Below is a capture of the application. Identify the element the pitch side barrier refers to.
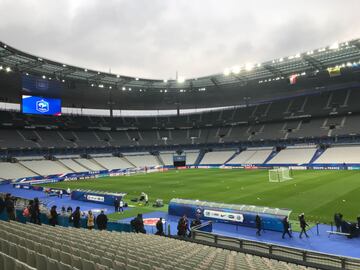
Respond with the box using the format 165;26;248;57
188;222;360;270
169;199;291;232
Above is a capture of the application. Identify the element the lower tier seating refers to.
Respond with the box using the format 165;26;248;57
0;220;315;270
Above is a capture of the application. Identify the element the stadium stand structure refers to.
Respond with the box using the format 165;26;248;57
227;148;273;165
314;145;360;164
122;153;160;167
158;151;176;166
0;220;319;270
267;145;318;165
200;150;236;165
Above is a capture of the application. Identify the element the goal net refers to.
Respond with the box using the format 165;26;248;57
268;167;293;182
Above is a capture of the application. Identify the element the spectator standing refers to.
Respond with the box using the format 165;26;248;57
155;217;164;236
282;216;292;239
334;213;343;232
87;211;95;230
96;210;108;230
59;190;63;199
255;215;262;236
114;198;120;212
49;206;58;226
299;213;309;238
177;215;188;237
5;194;15;221
0;196;5;214
70;207;81;228
119;199;124;213
30;198;41;224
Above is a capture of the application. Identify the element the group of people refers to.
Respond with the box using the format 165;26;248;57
255;213;309;239
177;215;201;238
130;213;146;233
0;193;110;230
114;198;124;213
0;193;16;221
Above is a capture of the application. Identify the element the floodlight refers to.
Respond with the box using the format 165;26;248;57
5;67;11;72
232;66;241;74
122;87;126;91
116;74;120;78
0;66;3;70
163;79;168;83
330;42;339;50
135;78;139;81
62;64;66;67
84;69;88;72
42;75;46;79
245;63;254;71
98;84;104;88
223;68;231;76
61;79;65;82
109;86;112;89
177;76;185;83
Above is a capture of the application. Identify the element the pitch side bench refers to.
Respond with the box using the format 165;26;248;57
326;231;351;238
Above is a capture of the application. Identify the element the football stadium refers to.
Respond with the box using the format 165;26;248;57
1;1;360;270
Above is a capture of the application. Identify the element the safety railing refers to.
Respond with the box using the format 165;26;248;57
190;221;360;270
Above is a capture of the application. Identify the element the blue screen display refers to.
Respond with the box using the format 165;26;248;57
22;95;62;116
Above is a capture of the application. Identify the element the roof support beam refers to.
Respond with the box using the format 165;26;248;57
263;64;285;77
302;55;324;70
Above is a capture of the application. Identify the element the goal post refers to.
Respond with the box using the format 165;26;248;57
269;167;293;182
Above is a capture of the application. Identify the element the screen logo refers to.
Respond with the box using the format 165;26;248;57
36;99;49;113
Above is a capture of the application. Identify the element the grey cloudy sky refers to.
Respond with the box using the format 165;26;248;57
1;0;359;79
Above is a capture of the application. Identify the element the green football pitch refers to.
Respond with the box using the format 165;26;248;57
41;169;360;224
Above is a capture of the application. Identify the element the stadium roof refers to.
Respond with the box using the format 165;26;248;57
1;39;360;91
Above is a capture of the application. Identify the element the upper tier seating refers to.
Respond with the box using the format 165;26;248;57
0;220;316;270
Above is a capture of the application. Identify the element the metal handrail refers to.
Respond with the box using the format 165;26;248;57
190;226;360;270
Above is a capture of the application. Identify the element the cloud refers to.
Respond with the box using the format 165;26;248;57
0;0;359;79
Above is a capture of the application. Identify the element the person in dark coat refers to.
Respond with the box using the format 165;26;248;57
282;216;292;239
30;198;41;224
49;205;58;226
96;210;108;230
334;213;342;232
133;214;146;234
255;215;262;236
70;207;81;228
0;196;5;214
299;213;309;238
5;194;15;221
114;198;120;212
189;218;201;238
177;215;188;237
155;217;164;236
